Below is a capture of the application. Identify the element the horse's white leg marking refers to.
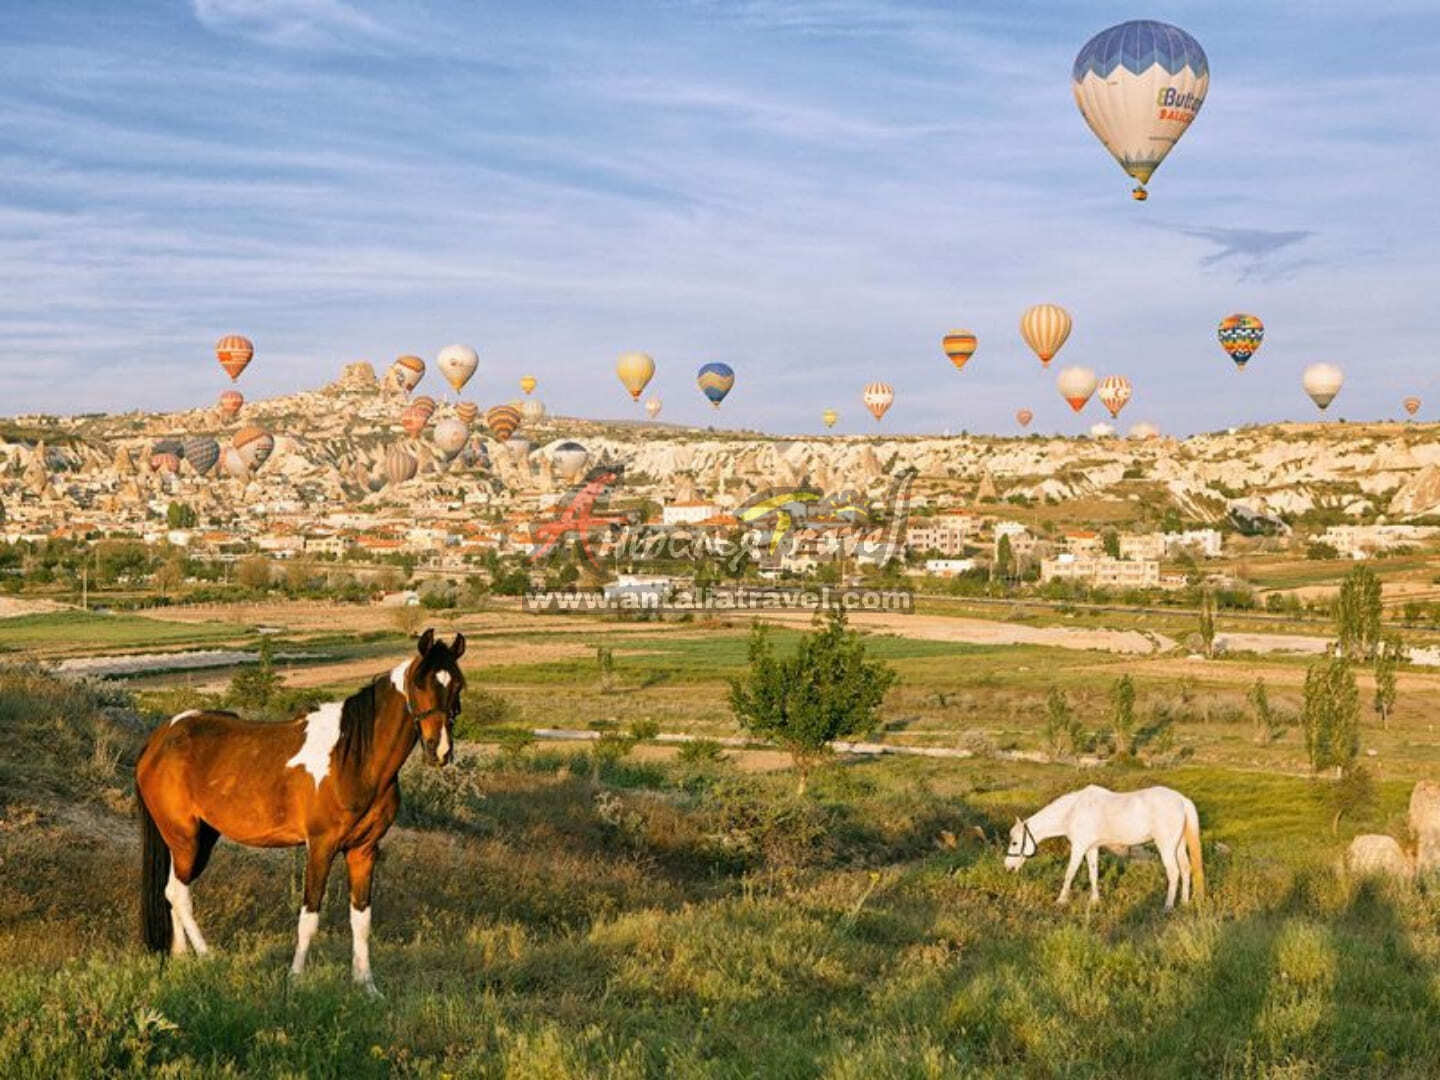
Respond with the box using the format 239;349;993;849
165;867;209;955
1158;841;1181;910
285;702;345;787
169;897;188;956
437;725;451;760
350;905;378;994
1085;846;1100;904
291;908;320;974
1058;845;1086;905
1176;833;1193;904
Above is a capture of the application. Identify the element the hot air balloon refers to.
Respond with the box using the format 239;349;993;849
1089;422;1115;438
697;362;735;407
219;446;251;482
432;418;469;461
508;435;532;466
182;436;219;476
616;352;655;401
485;404;522;442
411;395;437;419
232;426;275;470
942;331;978;372
1020;305;1072;367
151;438;184;458
521;399;545;425
216;335;253;381
385;445;417;486
1303;364;1343;410
150;451;182;475
1129;422;1160;440
1057;366;1097;412
400;404;430;439
456;401;479;425
1016;408;1033;428
393;355;425;393
217;389;244;420
520;375;537;395
1218;314;1264;369
822;408;839;429
1404;396;1421;417
1072;20;1208;200
437;344;478;393
863;382;894;422
644;396;662;419
1096;375;1132;419
551;441;589;483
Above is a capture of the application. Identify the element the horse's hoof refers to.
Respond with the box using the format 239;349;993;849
356;978;383;999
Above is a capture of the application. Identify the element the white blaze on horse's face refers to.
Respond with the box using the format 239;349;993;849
435;670;451;688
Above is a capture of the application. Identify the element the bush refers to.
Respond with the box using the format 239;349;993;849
454;687;516;738
677;738;726;765
1302;656;1359;776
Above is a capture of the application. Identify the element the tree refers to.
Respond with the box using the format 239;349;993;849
153;554;185;598
729;607;897;793
1248;677;1284;746
166;502;197;530
1372;633;1405;729
1197;589;1216;658
1045;686;1084;757
994;533;1014;581
1110;674;1136;757
1101;529;1120;559
1301;655;1360;777
236;554;272;591
228;636;282;711
1335;564;1382;660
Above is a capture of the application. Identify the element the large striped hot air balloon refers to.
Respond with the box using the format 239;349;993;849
182;436;219;476
822;408;838;429
1096;375;1132;419
616;352;655;401
437;344;478;393
644;396;662;419
1057;366;1097;412
232;425;274;470
1303;364;1343;410
1016;408;1033;428
697;363;735;407
1072;20;1208;200
400;404;430;439
455;401;479;425
485;404;522;442
1218;314;1264;369
385;445;417;486
217;389;244;421
1020;305;1072;367
520;375;537;395
862;382;894;422
216;335;253;381
1404;396;1421;417
942;330;977;371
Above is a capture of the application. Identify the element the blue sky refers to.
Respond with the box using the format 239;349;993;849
1;1;1436;435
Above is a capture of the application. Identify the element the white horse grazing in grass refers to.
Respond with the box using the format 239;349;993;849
1004;785;1204;909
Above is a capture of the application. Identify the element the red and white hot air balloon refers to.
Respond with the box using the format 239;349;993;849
862;382;894;421
1096;375;1132;419
1056;366;1097;412
217;389;244;420
216;335;253;381
1015;408;1033;428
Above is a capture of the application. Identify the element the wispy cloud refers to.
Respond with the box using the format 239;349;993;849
191;0;398;50
1154;225;1316;281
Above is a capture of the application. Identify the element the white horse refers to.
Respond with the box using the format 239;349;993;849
1004;785;1205;908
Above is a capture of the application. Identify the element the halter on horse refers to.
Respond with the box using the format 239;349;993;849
136;629;466;994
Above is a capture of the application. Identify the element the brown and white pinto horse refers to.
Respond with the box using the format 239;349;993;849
136;629;466;993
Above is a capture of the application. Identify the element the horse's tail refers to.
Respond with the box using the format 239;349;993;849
1183;800;1205;901
139;793;173;953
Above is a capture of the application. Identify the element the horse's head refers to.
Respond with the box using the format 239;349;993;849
396;629;467;766
1004;817;1036;871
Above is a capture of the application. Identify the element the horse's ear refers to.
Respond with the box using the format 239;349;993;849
417;628;435;656
452;633;466;659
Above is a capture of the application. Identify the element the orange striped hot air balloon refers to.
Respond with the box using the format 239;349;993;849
385;445;417;486
1096;375;1132;419
400;404;430;439
1016;408;1033;428
942;330;978;371
217;389;244;420
485;404;522;442
216;335;254;381
1020;304;1072;367
393;354;425;393
411;395;437;419
862;382;894;422
456;401;479;425
1404;396;1421;417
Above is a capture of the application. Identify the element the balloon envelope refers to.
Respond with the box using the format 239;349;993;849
232;425;274;470
520;375;537;395
644;396;662;419
437;344;478;393
400;405;430;439
1072;20;1208;196
1096;375;1132;419
486;404;522;442
862;382;894;421
182;436;219;476
393;355;425;393
697;362;735;407
385;445;417;486
217;390;244;420
432;417;469;460
219;445;251;482
1020;305;1071;366
942;331;977;371
521;399;545;425
1056;366;1097;412
216;335;253;381
1218;314;1264;368
1303;364;1343;410
822;408;838;429
616;352;655;400
1016;409;1033;428
551;441;588;483
1404;396;1421;417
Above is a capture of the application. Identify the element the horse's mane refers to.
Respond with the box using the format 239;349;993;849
335;676;383;768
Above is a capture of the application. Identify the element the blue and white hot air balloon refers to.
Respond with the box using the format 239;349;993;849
696;362;735;408
1072;20;1209;200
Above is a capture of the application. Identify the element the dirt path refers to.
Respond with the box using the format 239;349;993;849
756;610;1174;655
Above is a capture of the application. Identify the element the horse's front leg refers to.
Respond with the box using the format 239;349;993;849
1057;844;1086;905
291;838;338;976
345;845;381;996
1085;846;1100;905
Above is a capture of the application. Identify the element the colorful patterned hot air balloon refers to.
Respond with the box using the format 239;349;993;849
1096;375;1132;419
456;401;479;425
1072;20;1208;200
437;344;478;393
644;396;662;419
216;335;253;381
217;389;244;420
551;441;589;483
1020;305;1072;367
232;426;275;470
1303;364;1343;410
1016;408;1033;428
521;399;545;425
616;352;655;401
942;330;978;372
697;362;735;407
385;445;417;486
1057;366;1097;412
485;404;522;442
1404;396;1421;417
182;436;219;476
863;382;894;422
432;418;469;461
520;375;537;395
822;408;839;429
1218;314;1265;369
400;404;430;439
393;355;425;393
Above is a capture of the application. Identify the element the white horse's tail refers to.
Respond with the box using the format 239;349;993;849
1183;800;1205;901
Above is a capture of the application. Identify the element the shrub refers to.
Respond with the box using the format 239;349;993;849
677;738;726;766
454;687;516;738
1302;656;1359;776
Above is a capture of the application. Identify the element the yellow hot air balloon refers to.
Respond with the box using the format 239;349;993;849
862;382;893;422
520;375;537;395
1096;375;1132;419
216;335;254;381
822;408;838;429
942;330;977;371
616;351;655;401
1020;305;1072;367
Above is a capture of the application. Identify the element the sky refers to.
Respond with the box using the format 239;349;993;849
0;0;1436;436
